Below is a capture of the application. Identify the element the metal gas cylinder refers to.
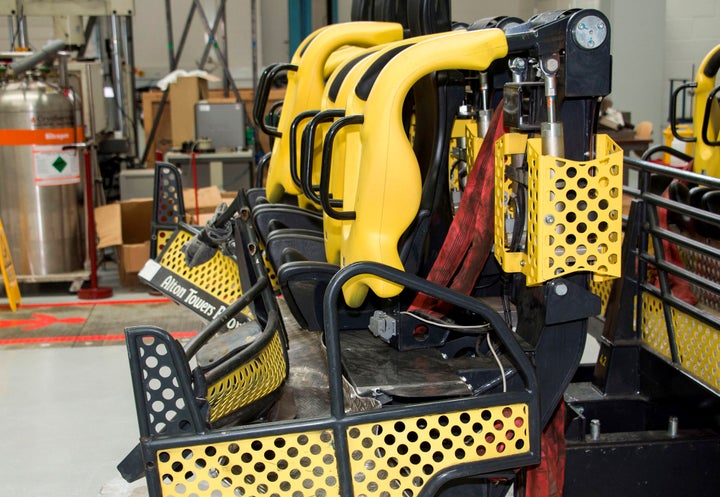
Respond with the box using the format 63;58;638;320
0;71;84;277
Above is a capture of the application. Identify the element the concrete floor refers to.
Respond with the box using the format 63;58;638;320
0;345;147;497
0;266;155;497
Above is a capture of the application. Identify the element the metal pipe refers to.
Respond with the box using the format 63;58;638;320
122;16;138;159
590;419;601;440
668;416;679;437
109;14;125;135
16;10;28;48
164;0;175;70
540;56;564;157
477;72;491;138
221;0;229;97
7;16;14;51
251;0;258;91
9;39;65;74
57;51;69;89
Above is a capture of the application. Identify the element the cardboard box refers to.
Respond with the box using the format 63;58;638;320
170;76;210;148
141;91;173;168
183;185;223;211
95;199;154;286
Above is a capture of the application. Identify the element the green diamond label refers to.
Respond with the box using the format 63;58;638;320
52;156;68;172
32;145;80;186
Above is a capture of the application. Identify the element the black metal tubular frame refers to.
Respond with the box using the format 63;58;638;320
620;155;720;391
183;275;268;359
701;83;720;146
254;151;271;188
669;82;698;143
322;262;539;417
301;109;347;204
320;114;364;220
254;62;297;137
288;109;320;189
126;208;289;425
640;144;694;163
133;260;541;497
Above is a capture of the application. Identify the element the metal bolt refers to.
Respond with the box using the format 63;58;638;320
554;282;568;296
590;419;601;440
545;215;555;224
668;416;678;438
545;58;559;73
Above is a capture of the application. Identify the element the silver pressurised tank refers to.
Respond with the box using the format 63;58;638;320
0;72;84;277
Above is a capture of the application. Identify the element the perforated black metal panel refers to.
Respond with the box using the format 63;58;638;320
152;163;187;258
126;326;207;438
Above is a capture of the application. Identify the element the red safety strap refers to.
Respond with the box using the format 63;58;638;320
526;402;566;497
409;103;569;497
409;102;505;315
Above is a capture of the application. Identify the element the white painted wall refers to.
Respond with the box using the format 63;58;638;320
600;0;666;143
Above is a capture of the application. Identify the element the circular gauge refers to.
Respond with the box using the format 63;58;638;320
573;15;607;49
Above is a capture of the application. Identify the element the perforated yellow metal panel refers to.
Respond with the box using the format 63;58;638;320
590;279;613;316
207;332;287;424
641;294;720;390
495;134;623;286
641;294;671;360
464;121;483;169
159;230;242;305
155;403;530;497
346;404;530;496
262;251;280;293
157;429;339;497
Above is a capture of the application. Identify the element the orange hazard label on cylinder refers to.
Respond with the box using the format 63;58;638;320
0;127;83;146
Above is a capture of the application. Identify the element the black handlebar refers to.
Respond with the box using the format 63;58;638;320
253;63;297;138
701;84;720;147
669;82;697;143
320;115;364;220
288;110;320;189
301;109;347;205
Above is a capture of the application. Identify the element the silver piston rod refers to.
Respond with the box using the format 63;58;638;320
540;55;564;158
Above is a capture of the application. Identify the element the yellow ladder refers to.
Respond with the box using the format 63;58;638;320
0;217;21;311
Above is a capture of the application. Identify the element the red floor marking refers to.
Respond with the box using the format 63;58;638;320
0;330;198;346
0;297;172;310
0;313;86;331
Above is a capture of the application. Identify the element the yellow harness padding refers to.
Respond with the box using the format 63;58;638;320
265;22;405;204
320;48;380;264
296;47;379;218
324;45;367;79
325;32;461;265
340;29;509;308
692;43;720;176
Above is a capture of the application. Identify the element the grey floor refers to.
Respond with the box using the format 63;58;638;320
0;267;152;497
0;345;147;497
